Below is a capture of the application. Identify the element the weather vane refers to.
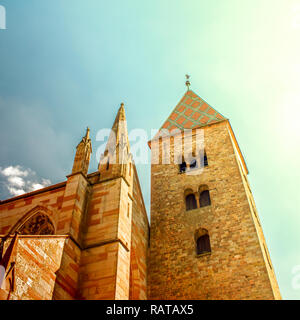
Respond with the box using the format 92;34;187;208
185;74;191;90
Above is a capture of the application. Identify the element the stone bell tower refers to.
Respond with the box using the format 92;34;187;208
148;82;281;300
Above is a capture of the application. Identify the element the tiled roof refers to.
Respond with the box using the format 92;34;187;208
157;90;227;134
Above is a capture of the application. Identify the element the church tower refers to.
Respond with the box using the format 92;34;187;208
148;82;281;299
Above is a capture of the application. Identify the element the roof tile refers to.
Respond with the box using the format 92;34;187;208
152;90;226;141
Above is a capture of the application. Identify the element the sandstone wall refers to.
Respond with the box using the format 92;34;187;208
129;166;149;300
0;236;65;300
148;121;280;300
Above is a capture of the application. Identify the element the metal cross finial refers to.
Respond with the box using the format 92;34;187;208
185;74;191;90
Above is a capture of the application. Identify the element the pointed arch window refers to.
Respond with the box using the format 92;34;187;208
186;194;197;211
199;190;211;207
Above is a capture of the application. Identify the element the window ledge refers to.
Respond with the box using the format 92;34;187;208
199;205;211;209
186;208;198;213
178;165;209;175
196;252;211;258
186;205;211;213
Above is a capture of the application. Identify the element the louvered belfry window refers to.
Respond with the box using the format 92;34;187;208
197;234;211;255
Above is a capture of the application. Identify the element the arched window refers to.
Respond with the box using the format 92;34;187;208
106;158;110;170
18;213;55;235
186;194;197;211
199;190;211;207
196;234;211;255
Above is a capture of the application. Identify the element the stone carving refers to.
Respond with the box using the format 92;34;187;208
18;213;55;235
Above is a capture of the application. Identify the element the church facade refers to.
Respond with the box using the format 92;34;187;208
0;87;281;300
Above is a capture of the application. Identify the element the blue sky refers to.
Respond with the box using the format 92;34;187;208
0;0;300;299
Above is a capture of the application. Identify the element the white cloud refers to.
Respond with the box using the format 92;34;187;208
7;176;25;188
7;187;26;197
41;178;51;185
30;183;44;191
0;165;29;177
0;165;51;197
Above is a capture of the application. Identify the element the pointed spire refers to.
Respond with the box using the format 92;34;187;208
99;103;131;173
151;89;227;142
111;103;126;132
72;127;92;176
107;102;129;150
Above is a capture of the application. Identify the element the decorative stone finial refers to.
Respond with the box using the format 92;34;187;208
85;127;90;140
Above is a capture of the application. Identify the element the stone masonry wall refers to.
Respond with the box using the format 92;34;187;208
77;171;134;300
229;127;281;299
1;236;65;300
129;166;149;300
148;120;281;300
0;184;66;235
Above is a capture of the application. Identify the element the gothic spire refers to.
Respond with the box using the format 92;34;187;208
99;103;132;175
104;103;130;160
72;127;92;176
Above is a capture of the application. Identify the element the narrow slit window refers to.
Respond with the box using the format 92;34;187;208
204;153;208;166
